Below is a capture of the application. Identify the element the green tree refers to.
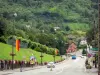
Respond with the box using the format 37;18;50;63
0;17;7;37
82;49;87;55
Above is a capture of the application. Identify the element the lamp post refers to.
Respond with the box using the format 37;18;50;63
93;19;97;68
40;52;43;65
40;30;44;65
93;14;98;68
10;13;17;70
53;38;57;63
61;55;62;61
53;54;55;63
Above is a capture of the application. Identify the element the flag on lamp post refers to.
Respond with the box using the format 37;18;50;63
55;50;58;55
16;40;20;51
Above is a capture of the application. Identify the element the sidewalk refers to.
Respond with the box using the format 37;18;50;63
85;66;98;75
90;67;98;73
0;66;43;75
0;60;67;75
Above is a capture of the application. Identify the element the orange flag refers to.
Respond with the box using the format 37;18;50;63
16;40;20;51
55;50;58;55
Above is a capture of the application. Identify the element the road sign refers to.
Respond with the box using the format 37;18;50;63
30;56;35;60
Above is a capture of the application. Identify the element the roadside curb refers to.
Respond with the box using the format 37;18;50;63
0;60;68;75
0;66;43;75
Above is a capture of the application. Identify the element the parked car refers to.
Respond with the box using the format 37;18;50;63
72;55;76;59
47;62;55;68
78;55;84;58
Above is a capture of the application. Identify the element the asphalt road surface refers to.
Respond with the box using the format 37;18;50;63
8;57;97;75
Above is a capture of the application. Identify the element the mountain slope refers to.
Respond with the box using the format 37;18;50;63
0;0;97;54
0;43;61;62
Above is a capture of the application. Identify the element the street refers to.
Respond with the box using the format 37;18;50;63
8;55;97;75
0;0;99;74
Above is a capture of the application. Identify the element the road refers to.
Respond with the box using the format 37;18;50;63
8;55;97;75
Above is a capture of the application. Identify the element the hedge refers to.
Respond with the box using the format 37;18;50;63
7;36;59;55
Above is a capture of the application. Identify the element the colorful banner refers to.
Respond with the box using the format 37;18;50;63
55;50;58;55
16;40;20;51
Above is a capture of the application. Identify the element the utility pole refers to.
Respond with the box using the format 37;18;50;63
53;55;55;63
40;30;44;65
98;0;100;74
10;13;17;70
93;19;97;68
40;52;43;65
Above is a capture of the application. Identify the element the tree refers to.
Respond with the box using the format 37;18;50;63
65;26;70;31
0;17;7;37
15;29;26;38
0;0;97;51
82;49;87;55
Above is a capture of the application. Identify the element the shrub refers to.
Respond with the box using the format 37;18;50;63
15;29;26;38
28;40;32;48
0;36;6;43
30;42;37;50
22;39;29;43
82;49;87;55
47;48;55;55
44;62;48;65
78;45;87;49
7;36;59;55
8;35;16;40
40;45;47;53
34;47;41;52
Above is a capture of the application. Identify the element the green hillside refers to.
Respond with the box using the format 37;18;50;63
0;43;61;63
0;0;97;55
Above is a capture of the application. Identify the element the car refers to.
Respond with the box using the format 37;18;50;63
47;62;55;68
72;55;76;59
79;55;84;58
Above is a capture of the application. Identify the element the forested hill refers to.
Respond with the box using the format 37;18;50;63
0;0;97;54
0;0;95;31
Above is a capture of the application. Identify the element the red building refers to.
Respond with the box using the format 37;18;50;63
66;42;77;53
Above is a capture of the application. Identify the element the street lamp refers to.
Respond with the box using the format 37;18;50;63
40;51;43;65
14;13;17;17
40;30;44;65
54;38;57;48
10;13;17;70
53;55;55;63
53;38;57;63
61;55;62;61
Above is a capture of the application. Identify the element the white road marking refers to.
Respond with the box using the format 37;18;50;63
55;65;71;75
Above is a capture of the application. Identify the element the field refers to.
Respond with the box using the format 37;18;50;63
0;43;61;63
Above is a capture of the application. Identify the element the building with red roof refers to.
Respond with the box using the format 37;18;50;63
66;42;77;53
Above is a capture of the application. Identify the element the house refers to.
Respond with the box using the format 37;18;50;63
80;39;87;45
66;42;77;53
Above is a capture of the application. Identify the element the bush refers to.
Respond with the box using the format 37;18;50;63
82;49;87;55
44;62;48;65
8;36;59;55
8;35;16;40
22;39;28;43
30;42;37;50
28;40;32;48
15;29;26;38
34;47;41;52
0;36;6;43
78;45;87;49
40;45;47;53
47;48;55;55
